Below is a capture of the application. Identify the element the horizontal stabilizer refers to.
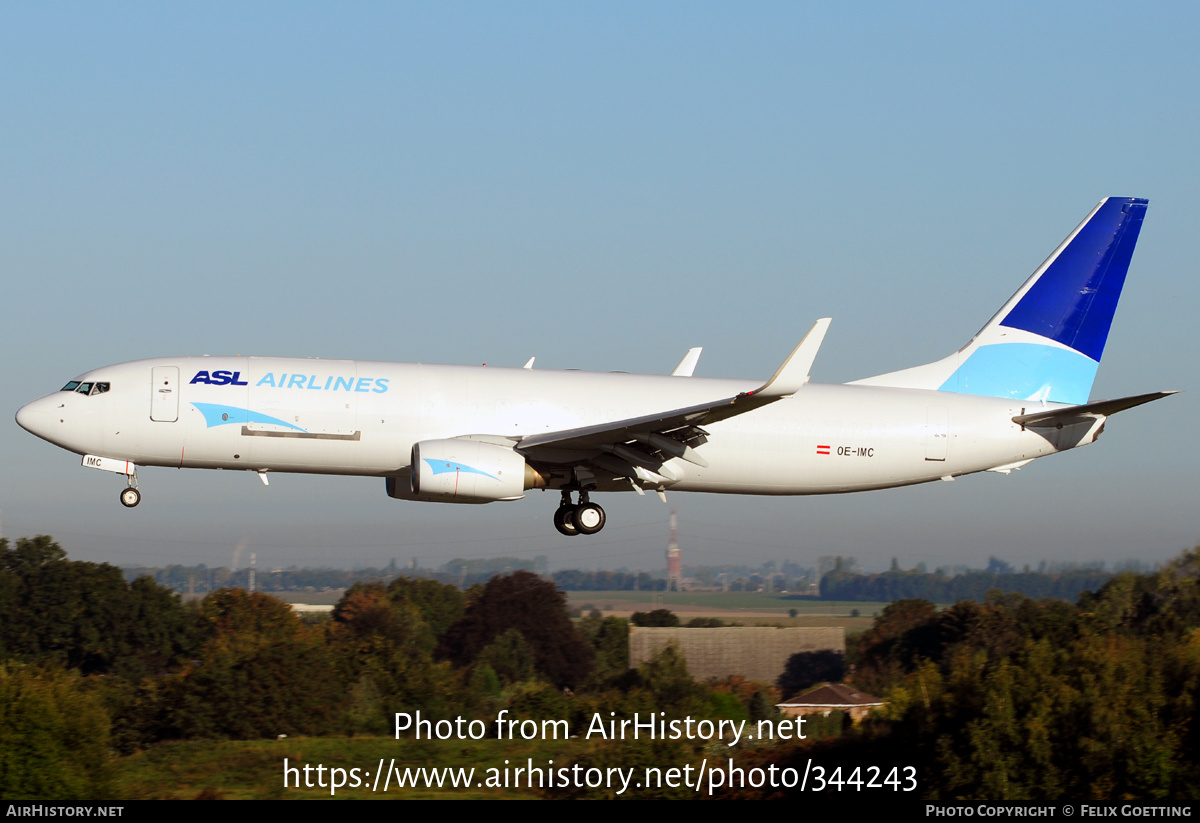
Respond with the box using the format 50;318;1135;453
1013;391;1178;428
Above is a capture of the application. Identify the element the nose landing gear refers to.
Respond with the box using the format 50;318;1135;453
553;490;606;536
119;469;141;508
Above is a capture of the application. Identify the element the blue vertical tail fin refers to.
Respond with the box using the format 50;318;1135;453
852;197;1148;405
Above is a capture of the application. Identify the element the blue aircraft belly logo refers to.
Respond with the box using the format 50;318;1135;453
192;403;307;432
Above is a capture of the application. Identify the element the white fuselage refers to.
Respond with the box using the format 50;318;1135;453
17;355;1073;497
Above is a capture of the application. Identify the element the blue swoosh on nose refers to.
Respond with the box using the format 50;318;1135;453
192;403;308;432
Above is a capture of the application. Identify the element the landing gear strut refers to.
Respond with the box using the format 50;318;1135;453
553;490;606;536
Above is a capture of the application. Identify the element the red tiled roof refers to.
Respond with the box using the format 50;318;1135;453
778;682;883;707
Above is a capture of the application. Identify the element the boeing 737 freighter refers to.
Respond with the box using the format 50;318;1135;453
16;197;1175;536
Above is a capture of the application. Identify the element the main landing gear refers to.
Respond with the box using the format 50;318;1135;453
553;490;606;536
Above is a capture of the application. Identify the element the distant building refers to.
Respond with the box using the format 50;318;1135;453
776;682;885;723
629;627;844;683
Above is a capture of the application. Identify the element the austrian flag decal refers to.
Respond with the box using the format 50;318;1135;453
816;444;830;455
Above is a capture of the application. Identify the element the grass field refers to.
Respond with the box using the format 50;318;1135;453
565;591;886;634
115;736;581;800
267;589;887;632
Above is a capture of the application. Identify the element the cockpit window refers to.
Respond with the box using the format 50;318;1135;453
60;380;111;395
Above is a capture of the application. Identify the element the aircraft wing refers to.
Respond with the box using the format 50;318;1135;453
516;319;830;478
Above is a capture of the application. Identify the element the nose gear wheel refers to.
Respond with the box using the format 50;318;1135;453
119;468;141;508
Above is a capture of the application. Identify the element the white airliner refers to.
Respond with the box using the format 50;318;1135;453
16;197;1175;536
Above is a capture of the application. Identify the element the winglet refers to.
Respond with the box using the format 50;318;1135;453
749;318;831;399
671;347;703;377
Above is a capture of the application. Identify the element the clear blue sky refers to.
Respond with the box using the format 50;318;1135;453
2;2;1197;573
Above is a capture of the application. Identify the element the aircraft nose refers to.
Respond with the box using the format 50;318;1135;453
15;396;53;439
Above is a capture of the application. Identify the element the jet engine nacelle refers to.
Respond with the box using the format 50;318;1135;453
407;439;536;503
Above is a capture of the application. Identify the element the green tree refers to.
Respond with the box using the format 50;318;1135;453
579;614;629;685
634;642;706;716
629;608;679;627
0;536;193;678
333;583;435;654
439;571;593;688
476;628;536;685
0;664;113;799
329;583;458;730
0;535;65;572
854;599;939;693
157;590;343;739
386;576;465;640
777;650;845;697
747;688;777;723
